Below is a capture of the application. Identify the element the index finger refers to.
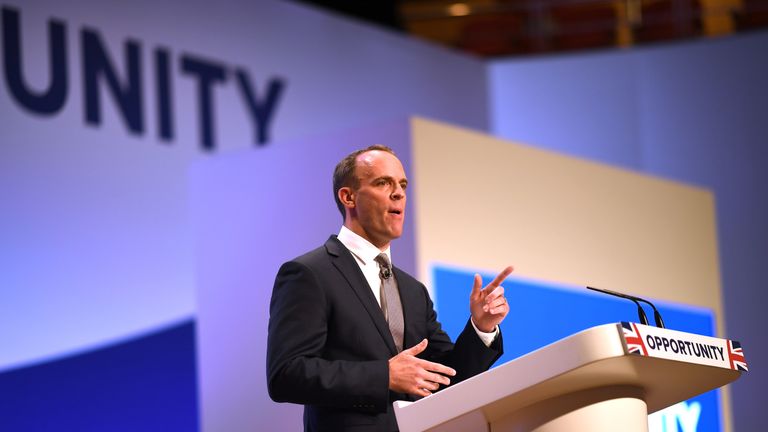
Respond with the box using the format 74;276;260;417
487;266;514;289
416;358;456;376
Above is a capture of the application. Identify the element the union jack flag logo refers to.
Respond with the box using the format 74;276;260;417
728;340;748;371
621;322;648;356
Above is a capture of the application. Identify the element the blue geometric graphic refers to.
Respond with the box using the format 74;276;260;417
433;265;720;432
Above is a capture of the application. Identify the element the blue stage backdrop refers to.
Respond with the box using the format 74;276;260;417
434;265;719;432
0;321;198;432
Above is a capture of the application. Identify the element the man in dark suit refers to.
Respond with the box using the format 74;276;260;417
267;145;513;431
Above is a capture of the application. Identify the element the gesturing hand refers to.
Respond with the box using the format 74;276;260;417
470;266;514;333
388;339;456;397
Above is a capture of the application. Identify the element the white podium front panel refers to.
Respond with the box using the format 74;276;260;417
394;323;745;432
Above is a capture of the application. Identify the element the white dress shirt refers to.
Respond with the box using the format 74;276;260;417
337;226;498;347
337;225;390;307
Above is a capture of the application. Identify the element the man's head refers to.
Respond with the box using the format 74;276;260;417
333;145;408;249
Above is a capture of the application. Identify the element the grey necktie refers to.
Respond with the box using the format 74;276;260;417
375;253;404;352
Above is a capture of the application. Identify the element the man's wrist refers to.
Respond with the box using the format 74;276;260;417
470;318;499;347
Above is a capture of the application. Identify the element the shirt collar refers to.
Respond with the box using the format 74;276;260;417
338;225;391;266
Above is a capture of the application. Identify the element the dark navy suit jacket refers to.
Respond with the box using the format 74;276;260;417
267;236;503;431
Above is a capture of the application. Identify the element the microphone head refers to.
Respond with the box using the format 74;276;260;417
381;268;391;279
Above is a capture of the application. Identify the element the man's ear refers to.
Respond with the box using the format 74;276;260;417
338;187;355;208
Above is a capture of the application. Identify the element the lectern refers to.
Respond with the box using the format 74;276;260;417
393;323;747;432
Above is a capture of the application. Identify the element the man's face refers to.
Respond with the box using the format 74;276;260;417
346;150;408;249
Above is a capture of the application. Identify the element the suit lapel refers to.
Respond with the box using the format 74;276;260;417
325;236;398;356
393;267;418;350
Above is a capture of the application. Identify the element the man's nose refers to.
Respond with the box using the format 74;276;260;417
391;184;405;199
